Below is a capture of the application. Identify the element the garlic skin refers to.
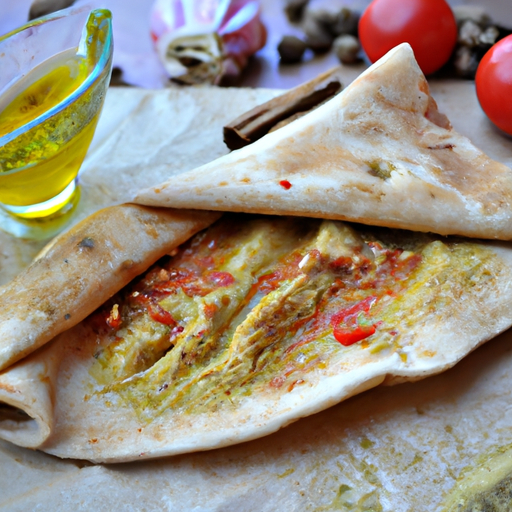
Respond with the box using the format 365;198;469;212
150;0;267;85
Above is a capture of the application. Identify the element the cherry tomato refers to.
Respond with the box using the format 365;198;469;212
359;0;457;75
476;35;512;136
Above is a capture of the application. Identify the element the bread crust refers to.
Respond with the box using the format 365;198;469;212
135;44;512;240
0;205;220;371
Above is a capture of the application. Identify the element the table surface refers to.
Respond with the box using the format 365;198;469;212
241;0;512;89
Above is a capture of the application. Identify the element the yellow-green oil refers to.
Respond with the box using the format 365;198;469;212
0;51;97;215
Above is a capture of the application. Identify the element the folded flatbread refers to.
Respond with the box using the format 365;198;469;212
135;43;512;240
2;213;512;462
0;205;220;371
1;44;512;464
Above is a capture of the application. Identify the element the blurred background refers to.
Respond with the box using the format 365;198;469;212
249;0;512;88
1;0;512;90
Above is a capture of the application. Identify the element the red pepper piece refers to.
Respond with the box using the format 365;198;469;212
279;180;292;189
204;303;218;319
331;296;378;346
333;324;376;346
147;303;176;326
207;271;235;287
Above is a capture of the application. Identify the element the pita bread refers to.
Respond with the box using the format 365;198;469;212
2;214;512;462
135;44;512;240
0;205;220;372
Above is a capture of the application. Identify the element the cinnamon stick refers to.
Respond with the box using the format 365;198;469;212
223;67;344;150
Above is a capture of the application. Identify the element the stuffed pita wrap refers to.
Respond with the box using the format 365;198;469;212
135;44;512;241
2;212;512;462
1;44;512;463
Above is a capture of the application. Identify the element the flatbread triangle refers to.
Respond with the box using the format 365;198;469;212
135;43;512;240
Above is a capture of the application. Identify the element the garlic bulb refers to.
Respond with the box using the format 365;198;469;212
150;0;267;84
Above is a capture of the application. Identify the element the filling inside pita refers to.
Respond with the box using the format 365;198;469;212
87;215;504;418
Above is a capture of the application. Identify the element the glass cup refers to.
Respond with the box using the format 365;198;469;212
0;7;113;239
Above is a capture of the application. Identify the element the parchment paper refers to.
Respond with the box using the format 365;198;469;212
1;78;512;511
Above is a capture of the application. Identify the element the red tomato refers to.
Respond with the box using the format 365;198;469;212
359;0;457;75
476;35;512;136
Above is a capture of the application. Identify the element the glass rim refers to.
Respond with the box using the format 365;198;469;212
0;7;113;147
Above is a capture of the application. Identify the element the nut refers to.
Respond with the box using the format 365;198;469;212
278;36;308;64
479;26;499;46
453;46;479;79
332;34;361;64
331;8;360;37
458;19;482;47
304;0;359;36
283;0;310;23
302;13;333;52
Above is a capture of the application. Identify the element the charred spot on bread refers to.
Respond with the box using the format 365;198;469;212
120;259;136;271
78;237;95;250
428;144;455;150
